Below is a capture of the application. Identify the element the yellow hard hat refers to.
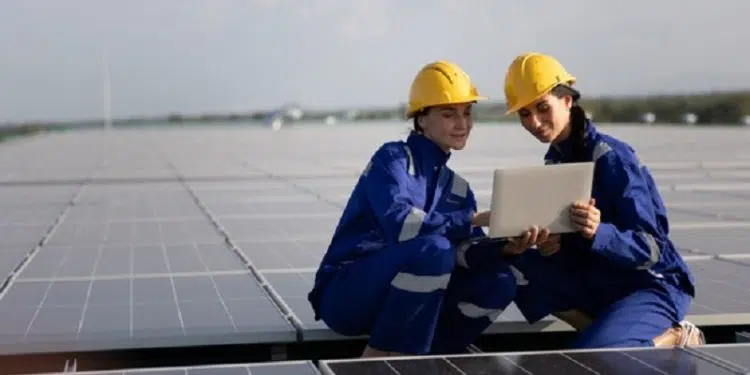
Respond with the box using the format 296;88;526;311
406;60;487;118
503;52;576;115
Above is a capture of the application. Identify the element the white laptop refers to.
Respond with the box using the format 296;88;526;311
487;162;595;238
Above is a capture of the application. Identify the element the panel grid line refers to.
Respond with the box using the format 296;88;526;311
0;180;87;300
237;159;346;210
15;269;255;283
19;203;89;340
175;170;305;340
160;242;186;335
193;243;238;333
441;358;469;375
560;353;604;375
75;244;105;339
22;270;57;339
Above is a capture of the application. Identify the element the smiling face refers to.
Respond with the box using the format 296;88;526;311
418;102;474;151
518;93;574;144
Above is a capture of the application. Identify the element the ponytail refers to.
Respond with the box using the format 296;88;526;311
569;105;588;162
551;85;588;162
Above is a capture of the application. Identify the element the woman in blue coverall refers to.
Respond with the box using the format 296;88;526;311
501;52;705;348
307;60;543;357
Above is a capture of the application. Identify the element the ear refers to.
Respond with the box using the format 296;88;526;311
417;112;428;129
563;95;574;109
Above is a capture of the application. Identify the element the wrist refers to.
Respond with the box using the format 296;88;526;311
470;212;479;227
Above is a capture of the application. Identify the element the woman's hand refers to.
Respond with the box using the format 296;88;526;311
472;210;491;227
538;234;561;256
503;225;549;255
570;198;600;240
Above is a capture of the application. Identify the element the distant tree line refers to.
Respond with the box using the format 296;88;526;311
577;91;750;125
2;91;750;141
357;91;750;125
368;91;750;125
0;124;52;142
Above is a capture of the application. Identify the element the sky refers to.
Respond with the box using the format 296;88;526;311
0;0;748;122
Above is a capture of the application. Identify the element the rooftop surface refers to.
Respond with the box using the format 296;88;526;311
0;122;749;374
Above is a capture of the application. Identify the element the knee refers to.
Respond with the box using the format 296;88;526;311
390;235;455;294
480;267;518;306
452;267;517;323
454;273;516;323
402;234;455;274
492;268;519;304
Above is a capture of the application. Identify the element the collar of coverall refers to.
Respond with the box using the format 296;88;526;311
406;131;451;173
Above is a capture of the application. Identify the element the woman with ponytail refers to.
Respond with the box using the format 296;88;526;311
501;52;704;348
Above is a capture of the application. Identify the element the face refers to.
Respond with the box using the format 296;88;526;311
518;94;573;144
419;102;474;151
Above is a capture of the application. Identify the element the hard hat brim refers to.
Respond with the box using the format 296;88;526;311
405;95;488;118
503;80;576;116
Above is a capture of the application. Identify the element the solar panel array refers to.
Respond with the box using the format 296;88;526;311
319;343;750;375
1;123;750;357
32;343;750;374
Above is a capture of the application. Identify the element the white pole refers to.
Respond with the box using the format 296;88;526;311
102;48;112;131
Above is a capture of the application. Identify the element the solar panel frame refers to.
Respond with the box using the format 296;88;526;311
319;345;750;375
685;343;750;373
37;360;322;375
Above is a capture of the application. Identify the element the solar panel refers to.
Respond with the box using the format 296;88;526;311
257;268;567;342
217;216;337;243
0;186;78;205
658;190;731;204
261;270;335;341
320;346;749;375
44;218;227;247
1;124;750;365
238;240;328;270
0;237;297;354
685;258;750;323
673;227;750;256
677;201;750;222
689;343;750;372
40;360;321;375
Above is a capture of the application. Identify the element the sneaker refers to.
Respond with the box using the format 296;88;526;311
677;320;705;347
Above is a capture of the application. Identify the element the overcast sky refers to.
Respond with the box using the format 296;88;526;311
0;0;748;122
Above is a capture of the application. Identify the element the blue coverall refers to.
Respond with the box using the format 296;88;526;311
510;120;697;348
308;132;518;355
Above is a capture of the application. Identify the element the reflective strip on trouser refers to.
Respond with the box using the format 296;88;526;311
429;265;517;355
368;269;452;354
366;235;456;354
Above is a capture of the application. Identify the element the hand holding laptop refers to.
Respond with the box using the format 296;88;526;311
471;210;491;227
487;162;595;239
570;198;600;240
503;225;549;255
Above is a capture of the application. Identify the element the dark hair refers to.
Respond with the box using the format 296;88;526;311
412;109;427;133
550;85;587;162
